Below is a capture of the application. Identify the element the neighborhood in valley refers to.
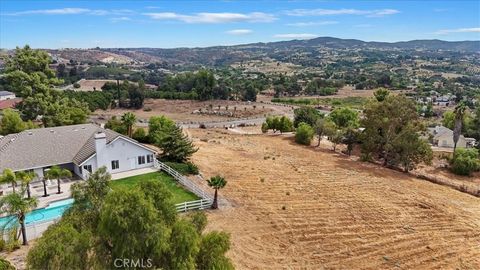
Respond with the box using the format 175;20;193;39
0;0;479;269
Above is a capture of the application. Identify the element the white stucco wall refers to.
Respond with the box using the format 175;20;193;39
80;137;154;178
437;134;467;148
33;168;44;179
0;94;15;101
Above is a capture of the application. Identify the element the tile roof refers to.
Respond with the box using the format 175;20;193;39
0;98;22;110
0;124;123;172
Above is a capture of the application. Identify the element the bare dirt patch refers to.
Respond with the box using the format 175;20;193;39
75;79;116;91
93;99;292;122
190;129;480;269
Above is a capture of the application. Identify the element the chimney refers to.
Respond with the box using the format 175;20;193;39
94;132;107;169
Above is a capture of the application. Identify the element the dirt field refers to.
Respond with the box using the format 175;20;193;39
190;129;480;269
75;79;116;91
93;99;292;122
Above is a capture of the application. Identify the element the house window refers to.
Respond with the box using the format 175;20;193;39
83;165;92;173
111;160;119;170
147;154;154;163
138;155;146;165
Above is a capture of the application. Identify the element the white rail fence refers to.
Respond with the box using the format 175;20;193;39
154;160;213;212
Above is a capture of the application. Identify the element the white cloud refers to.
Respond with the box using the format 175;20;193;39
8;8;91;15
286;21;338;27
110;17;132;23
354;24;373;28
285;8;399;17
7;8;133;16
226;29;253;35
434;27;480;35
273;33;318;39
143;12;276;23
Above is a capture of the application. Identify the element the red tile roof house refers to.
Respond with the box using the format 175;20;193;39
0;124;156;185
0;98;22;110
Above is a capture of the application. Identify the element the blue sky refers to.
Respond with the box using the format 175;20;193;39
1;1;479;49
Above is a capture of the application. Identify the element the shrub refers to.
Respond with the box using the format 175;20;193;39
0;239;5;252
132;128;148;143
293;107;322;127
0;257;15;270
263;116;293;133
450;148;480;176
261;122;268;133
295;122;314;145
73;82;80;88
164;161;199;175
5;228;20;252
188;211;207;233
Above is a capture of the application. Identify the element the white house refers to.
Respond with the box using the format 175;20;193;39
0;124;156;180
0;91;15;101
428;125;476;148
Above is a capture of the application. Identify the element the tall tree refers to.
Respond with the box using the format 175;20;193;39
4;46;90;125
453;102;466;155
121;112;136;137
154;125;198;162
196;232;234;270
0;109;34;135
342;127;358;156
27;169;232;270
293;107;323;127
1;169;17;193
361;95;426;167
26;220;91;270
97;188;169;267
206;175;227;209
4;45;61;97
168;219;200;270
329;107;359;129
15;171;36;199
314;118;336;147
391;124;433;172
0;191;38;245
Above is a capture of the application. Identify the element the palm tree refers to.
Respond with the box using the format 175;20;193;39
206;175;227;209
121;112;136;137
45;166;72;194
15;171;36;199
40;174;49;197
1;169;17;193
0;190;38;245
453;102;466;155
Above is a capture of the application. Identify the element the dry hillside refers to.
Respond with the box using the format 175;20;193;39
190;129;480;269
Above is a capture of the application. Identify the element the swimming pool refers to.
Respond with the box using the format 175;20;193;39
0;198;74;228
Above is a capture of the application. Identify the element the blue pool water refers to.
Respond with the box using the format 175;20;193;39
0;198;74;228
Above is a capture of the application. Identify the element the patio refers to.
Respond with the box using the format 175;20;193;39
1;177;81;208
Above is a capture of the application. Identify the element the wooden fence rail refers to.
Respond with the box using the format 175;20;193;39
154;159;213;211
175;199;212;212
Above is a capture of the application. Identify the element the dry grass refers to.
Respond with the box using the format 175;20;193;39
93;99;292;122
190;129;480;269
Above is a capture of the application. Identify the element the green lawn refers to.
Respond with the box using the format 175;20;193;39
110;172;199;204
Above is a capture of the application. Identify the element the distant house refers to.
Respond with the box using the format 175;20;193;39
0;91;15;101
0;98;21;110
428;126;476;148
0;124;156;180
